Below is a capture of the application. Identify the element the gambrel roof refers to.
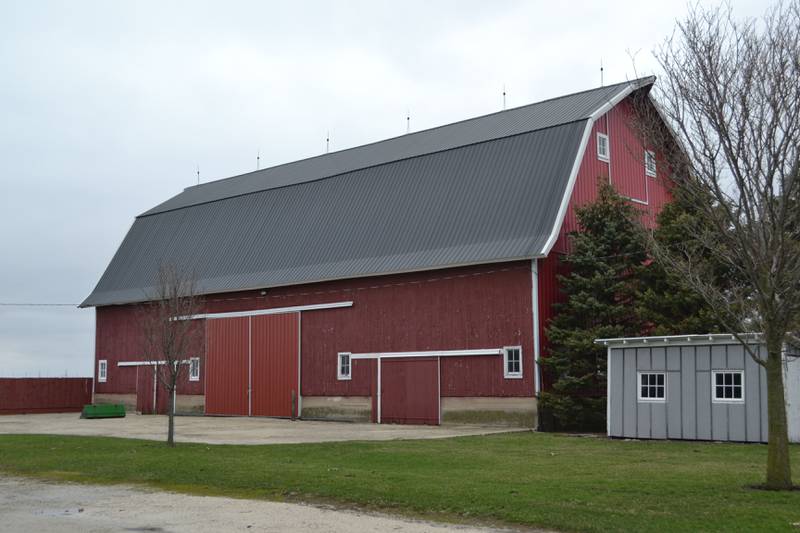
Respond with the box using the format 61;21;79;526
82;76;655;307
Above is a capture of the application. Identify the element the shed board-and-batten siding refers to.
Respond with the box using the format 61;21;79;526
608;343;771;443
787;354;800;443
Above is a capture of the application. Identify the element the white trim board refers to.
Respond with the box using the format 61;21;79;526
118;360;191;367
595;333;761;348
178;301;353;320
350;348;502;360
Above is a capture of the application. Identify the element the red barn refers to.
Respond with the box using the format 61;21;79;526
82;76;670;426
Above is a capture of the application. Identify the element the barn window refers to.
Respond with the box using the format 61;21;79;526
597;133;610;162
645;150;657;177
189;357;200;381
504;346;523;379
712;371;744;402
98;359;107;383
638;372;665;401
337;352;352;380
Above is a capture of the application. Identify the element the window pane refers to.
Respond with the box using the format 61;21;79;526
656;374;664;386
725;373;732;385
716;373;724;385
733;373;742;386
716;386;724;398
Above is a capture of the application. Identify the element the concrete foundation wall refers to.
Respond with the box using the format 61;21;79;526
176;395;205;415
301;395;537;427
441;396;537;427
301;396;371;422
94;393;205;415
94;393;136;411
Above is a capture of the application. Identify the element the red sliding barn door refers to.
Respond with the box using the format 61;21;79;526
380;357;440;425
205;317;249;416
251;313;299;417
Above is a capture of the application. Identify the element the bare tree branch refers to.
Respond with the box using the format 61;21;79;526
137;264;203;447
631;0;799;490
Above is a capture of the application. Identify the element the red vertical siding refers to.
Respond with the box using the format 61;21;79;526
251;313;299;417
0;378;92;414
380;357;439;425
96;262;535;400
205;317;249;415
552;96;671;254
95;306;205;396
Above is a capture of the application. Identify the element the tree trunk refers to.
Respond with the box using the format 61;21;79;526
764;342;792;490
167;385;175;448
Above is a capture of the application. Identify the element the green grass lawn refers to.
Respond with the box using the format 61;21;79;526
0;432;798;532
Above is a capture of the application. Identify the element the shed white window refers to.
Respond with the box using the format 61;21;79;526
189;357;200;381
98;359;107;383
337;352;352;380
597;133;610;162
645;150;657;177
638;372;666;401
713;370;744;402
503;346;523;379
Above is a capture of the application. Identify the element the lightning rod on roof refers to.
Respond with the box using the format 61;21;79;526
600;58;604;87
406;110;410;134
257;149;260;170
196;164;200;185
326;131;330;154
502;84;506;110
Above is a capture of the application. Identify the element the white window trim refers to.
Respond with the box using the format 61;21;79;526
337;352;352;381
645;150;657;177
98;359;107;383
637;371;667;402
712;370;745;403
189;357;200;381
597;132;610;162
503;346;523;379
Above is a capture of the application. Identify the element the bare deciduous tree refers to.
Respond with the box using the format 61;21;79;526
633;1;800;489
139;264;203;447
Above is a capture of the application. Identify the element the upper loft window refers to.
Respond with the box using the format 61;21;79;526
713;371;744;402
645;150;657;177
98;359;107;383
337;352;352;380
597;133;610;162
189;357;200;381
504;346;523;379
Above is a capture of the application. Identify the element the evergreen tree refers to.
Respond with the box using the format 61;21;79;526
540;183;646;431
638;191;725;335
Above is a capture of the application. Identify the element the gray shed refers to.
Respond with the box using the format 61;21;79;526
596;334;800;443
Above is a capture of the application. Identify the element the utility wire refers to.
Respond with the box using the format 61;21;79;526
0;303;78;307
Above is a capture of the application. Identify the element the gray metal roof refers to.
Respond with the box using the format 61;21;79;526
82;78;654;307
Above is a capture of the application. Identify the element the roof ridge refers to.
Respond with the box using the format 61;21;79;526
178;77;649;194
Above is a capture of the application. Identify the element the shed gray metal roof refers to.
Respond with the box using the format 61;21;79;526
82;77;654;307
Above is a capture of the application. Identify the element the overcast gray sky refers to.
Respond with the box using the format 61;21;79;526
0;0;766;377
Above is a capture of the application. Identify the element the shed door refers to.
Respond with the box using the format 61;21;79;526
251;313;299;417
205;317;249;415
380;357;440;425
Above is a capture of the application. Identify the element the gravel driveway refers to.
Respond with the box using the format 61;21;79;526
0;477;519;533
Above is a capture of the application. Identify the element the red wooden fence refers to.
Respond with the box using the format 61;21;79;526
0;378;92;414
